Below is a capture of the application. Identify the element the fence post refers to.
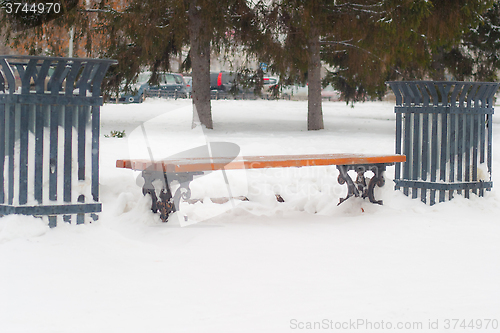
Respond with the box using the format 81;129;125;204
0;55;116;226
388;81;499;204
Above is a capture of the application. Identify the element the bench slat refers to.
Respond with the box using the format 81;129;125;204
116;153;406;173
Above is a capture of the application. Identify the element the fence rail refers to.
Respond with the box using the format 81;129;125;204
388;81;499;205
0;55;116;227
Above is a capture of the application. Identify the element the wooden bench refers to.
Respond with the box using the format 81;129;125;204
116;153;405;221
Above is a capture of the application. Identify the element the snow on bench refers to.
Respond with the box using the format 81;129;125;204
116;151;405;222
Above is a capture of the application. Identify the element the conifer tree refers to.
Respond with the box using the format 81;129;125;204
253;0;493;129
2;0;495;131
321;0;494;101
97;0;260;129
385;0;494;81
1;0;259;129
443;0;500;81
259;0;395;129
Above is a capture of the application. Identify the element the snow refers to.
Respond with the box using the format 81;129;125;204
1;99;500;332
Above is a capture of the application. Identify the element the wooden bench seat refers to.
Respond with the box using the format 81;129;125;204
116;153;405;173
116;153;406;222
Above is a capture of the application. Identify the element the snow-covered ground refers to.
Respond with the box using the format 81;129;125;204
1;99;500;332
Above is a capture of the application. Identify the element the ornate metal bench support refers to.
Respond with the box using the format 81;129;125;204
141;164;390;221
141;170;202;222
337;164;388;205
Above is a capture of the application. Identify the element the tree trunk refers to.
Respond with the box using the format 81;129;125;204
188;0;213;129
307;26;324;131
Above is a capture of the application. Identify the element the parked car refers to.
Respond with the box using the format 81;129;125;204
210;72;281;99
120;72;188;103
184;76;192;97
210;71;237;92
210;71;258;99
262;76;279;98
321;85;341;101
263;76;279;88
281;84;308;100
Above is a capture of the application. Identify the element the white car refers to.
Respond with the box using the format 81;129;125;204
281;84;341;101
321;85;341;101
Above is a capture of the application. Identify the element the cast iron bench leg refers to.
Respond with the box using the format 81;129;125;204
141;170;164;215
337;164;387;205
141;170;176;221
364;165;386;205
141;170;200;222
142;164;389;220
337;165;360;205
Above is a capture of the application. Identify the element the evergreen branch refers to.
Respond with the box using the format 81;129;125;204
321;39;405;78
79;8;125;15
320;2;385;15
332;1;385;10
